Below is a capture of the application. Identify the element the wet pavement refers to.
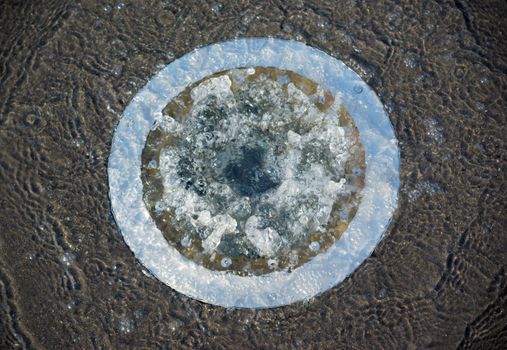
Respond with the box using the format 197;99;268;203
0;0;506;349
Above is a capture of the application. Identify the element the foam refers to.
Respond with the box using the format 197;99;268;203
154;71;356;260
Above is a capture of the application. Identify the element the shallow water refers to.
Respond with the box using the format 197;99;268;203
0;0;506;349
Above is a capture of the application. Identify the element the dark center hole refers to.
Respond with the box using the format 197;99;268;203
224;146;280;196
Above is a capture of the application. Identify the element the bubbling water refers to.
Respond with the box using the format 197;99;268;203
141;67;365;275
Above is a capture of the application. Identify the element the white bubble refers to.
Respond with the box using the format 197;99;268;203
408;181;442;202
309;241;320;252
211;3;223;14
267;259;278;269
180;235;192;248
61;252;74;267
403;55;418;69
117;319;134;334
353;85;363;94
146;160;157;169
221;257;232;268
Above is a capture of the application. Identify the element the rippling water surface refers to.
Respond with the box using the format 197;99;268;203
0;0;506;348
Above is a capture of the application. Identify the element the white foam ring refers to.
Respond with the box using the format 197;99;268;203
108;38;400;308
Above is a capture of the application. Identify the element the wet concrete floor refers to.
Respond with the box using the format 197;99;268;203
0;0;506;348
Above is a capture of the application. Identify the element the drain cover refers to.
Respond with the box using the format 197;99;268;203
108;38;399;308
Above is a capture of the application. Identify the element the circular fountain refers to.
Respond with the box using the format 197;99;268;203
142;67;365;275
108;38;399;308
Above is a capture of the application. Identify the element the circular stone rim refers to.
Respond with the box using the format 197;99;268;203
108;38;400;308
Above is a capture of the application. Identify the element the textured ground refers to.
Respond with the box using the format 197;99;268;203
0;0;506;349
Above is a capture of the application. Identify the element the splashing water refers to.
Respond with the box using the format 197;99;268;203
142;67;365;274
